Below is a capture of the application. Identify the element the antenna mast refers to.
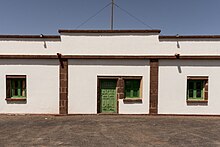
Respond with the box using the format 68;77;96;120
111;0;114;30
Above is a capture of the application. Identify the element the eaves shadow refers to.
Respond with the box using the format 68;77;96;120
69;59;149;66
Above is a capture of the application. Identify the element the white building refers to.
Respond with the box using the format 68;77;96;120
0;30;220;115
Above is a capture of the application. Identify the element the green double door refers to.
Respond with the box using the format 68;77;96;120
100;80;117;113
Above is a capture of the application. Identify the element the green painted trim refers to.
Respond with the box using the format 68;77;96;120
124;79;140;98
187;80;204;100
100;80;117;113
10;79;26;98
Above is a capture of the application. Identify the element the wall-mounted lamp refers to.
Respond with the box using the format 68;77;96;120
40;34;47;49
176;34;180;48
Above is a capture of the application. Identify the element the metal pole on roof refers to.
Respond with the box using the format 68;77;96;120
111;0;114;30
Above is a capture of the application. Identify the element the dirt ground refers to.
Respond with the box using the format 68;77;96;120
0;115;220;147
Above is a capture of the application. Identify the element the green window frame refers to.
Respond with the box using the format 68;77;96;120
11;79;26;98
186;76;208;105
6;75;27;99
187;80;205;100
124;79;140;98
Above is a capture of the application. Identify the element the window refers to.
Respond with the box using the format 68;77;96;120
124;79;141;98
187;76;208;104
6;75;27;101
187;80;204;100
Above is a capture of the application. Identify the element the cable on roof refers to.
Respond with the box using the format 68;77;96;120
74;1;155;30
75;2;112;30
114;3;154;30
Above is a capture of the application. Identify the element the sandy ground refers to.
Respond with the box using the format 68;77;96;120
0;115;220;147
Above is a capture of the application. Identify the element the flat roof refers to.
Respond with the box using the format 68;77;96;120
0;35;60;39
159;35;220;39
1;32;220;40
58;30;161;34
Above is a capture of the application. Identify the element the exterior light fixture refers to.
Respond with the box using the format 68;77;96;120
40;34;47;48
176;34;180;48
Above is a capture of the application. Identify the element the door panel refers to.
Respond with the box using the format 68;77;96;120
100;80;117;113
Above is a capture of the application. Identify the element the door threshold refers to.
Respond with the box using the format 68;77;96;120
97;113;118;115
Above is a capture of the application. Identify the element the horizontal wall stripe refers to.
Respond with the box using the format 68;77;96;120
1;55;220;60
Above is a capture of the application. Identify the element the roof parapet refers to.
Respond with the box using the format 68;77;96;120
0;35;60;39
58;30;161;34
159;35;220;40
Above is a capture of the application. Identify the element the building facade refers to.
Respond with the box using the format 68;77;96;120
1;30;220;115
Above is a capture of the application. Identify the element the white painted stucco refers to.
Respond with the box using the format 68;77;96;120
60;34;220;56
68;59;150;114
1;32;220;115
0;59;59;114
0;39;60;55
1;34;220;56
60;33;177;55
159;40;220;55
159;60;220;115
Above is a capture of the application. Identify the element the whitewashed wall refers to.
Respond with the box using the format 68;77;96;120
60;33;176;55
1;33;220;115
0;59;59;114
159;60;220;115
0;33;220;56
60;34;220;56
0;39;60;55
159;40;220;55
1;35;220;56
68;59;150;114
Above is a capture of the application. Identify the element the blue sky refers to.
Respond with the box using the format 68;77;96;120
0;0;219;35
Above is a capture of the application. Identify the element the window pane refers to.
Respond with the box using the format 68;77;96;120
188;89;193;98
187;79;205;100
133;81;139;88
10;79;26;97
15;80;18;89
196;81;202;98
18;80;21;96
196;82;202;90
130;90;134;97
125;90;130;97
125;81;131;89
188;82;194;89
125;79;140;98
133;90;139;97
196;90;201;98
125;81;130;97
14;80;18;96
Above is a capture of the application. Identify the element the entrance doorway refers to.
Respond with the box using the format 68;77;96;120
99;80;117;113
